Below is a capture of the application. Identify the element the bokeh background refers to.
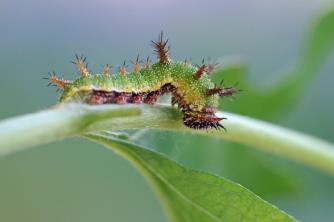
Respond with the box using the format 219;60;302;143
0;0;334;221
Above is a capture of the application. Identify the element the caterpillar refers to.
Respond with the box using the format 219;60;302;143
46;32;239;130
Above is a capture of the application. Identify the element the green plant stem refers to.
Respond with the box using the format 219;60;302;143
0;103;333;175
0;104;141;154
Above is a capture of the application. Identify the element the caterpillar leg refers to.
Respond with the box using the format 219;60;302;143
182;110;226;130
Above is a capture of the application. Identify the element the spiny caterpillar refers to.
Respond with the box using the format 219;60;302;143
46;32;239;130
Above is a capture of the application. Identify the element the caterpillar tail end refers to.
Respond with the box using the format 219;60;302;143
182;111;227;131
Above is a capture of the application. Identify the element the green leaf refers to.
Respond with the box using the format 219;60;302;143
211;6;334;120
86;132;296;222
132;130;300;197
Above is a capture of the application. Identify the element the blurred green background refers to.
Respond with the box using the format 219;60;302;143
0;0;334;221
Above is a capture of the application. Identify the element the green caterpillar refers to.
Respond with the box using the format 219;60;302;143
46;32;239;130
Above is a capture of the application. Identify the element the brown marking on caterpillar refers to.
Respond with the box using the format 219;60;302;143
171;90;190;111
202;106;216;114
89;94;105;105
206;86;223;96
115;94;128;104
193;64;207;80
143;92;159;105
88;83;175;106
151;31;169;64
131;94;143;104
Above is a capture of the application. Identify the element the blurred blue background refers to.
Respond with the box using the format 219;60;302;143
0;0;333;221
